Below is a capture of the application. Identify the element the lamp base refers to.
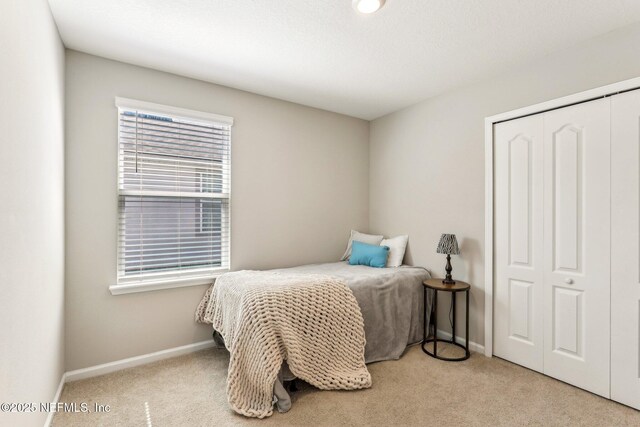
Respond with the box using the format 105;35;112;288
442;254;456;285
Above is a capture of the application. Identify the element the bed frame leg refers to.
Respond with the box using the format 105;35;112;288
285;380;298;392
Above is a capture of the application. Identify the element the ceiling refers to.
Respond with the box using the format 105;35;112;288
48;0;640;120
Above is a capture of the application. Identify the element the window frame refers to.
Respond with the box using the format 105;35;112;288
110;97;233;295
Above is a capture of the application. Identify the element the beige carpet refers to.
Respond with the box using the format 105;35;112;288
53;344;639;426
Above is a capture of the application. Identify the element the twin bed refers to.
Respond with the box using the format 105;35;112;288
197;260;431;417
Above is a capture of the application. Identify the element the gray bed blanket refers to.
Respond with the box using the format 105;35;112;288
272;262;431;363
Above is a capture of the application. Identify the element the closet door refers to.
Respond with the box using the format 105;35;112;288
542;99;610;398
611;90;640;410
494;115;544;372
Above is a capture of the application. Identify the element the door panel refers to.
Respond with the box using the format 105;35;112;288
552;286;583;357
494;115;544;372
552;126;582;272
509;136;533;266
543;99;610;398
611;90;640;410
508;279;533;342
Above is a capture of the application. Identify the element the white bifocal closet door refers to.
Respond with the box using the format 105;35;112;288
611;90;640;410
494;115;544;372
542;99;610;398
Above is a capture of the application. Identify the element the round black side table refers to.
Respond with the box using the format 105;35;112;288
422;278;471;361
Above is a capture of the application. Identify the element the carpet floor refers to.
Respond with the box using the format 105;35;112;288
53;344;639;426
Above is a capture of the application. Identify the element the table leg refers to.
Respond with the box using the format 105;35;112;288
433;290;438;356
452;291;457;344
466;289;470;356
423;285;427;344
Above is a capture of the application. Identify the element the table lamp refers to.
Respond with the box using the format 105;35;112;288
436;234;460;285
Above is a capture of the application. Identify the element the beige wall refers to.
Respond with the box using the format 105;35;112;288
64;51;369;370
0;1;65;426
370;23;640;348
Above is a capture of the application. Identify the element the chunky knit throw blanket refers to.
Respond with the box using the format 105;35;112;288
195;270;372;418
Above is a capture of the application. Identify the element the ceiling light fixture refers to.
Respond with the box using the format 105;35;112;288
352;0;386;14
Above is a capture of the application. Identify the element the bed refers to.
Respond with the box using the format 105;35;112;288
202;261;431;414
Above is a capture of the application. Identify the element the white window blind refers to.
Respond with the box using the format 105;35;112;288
116;98;232;284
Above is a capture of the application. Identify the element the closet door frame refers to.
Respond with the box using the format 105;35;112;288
484;75;640;358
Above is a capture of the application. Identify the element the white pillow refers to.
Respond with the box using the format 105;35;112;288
341;230;384;261
380;235;408;267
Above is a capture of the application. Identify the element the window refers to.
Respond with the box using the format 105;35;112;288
116;98;232;287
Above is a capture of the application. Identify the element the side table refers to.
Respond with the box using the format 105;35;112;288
422;278;471;361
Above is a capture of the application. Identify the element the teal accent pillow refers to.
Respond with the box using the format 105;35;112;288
348;240;390;268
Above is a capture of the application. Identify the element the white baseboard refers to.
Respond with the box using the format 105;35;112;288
65;339;216;382
435;329;485;354
44;372;67;427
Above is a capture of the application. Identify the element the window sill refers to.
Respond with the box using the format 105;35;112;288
109;270;229;295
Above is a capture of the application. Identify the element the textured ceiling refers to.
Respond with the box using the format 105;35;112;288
48;0;640;119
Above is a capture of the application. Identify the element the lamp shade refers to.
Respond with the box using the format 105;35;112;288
436;234;460;255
